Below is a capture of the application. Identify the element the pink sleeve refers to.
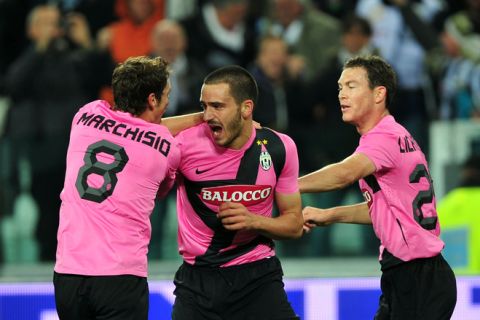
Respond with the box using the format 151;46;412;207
355;132;398;172
275;134;299;194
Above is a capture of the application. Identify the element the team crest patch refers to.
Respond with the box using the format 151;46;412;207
260;151;272;171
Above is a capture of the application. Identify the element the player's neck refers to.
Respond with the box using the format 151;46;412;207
229;120;253;150
357;110;390;135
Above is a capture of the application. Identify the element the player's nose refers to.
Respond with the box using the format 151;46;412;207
203;107;214;121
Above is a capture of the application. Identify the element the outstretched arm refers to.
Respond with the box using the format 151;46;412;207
217;191;303;240
299;153;376;193
161;112;204;136
303;202;371;233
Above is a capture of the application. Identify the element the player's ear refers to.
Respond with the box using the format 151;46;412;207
374;86;387;104
147;93;157;110
241;100;253;117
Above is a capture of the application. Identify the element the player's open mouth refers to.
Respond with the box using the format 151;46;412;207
340;105;350;112
209;124;223;137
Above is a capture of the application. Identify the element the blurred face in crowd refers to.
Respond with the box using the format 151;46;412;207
273;0;303;27
257;37;288;81
151;21;186;63
201;83;247;149
342;26;371;54
127;0;154;23
28;5;62;41
216;1;249;30
337;67;378;128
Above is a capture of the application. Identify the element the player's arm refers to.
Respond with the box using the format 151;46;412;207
217;191;303;240
161;112;204;136
303;202;371;233
299;153;376;193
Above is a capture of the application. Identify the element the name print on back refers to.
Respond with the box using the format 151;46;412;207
77;112;171;156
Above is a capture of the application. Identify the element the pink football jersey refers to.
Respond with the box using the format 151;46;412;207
175;123;299;267
55;100;180;277
355;115;444;268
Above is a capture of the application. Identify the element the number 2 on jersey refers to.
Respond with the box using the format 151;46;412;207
409;164;437;230
75;140;129;203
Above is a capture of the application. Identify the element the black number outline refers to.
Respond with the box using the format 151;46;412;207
409;164;437;230
75;140;129;203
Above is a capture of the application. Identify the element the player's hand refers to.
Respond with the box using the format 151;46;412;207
217;202;255;231
302;206;332;233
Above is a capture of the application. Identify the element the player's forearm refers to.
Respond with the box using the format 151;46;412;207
329;202;371;225
253;213;303;240
299;163;354;193
161;112;204;136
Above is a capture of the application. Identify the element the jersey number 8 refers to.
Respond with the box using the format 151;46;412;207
75;140;129;203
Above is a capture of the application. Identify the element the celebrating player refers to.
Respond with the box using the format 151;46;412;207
172;65;303;320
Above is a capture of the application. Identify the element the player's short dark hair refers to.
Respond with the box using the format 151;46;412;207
112;56;170;116
203;65;258;106
344;55;397;110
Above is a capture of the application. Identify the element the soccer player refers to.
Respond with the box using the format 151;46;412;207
53;56;202;320
299;56;457;319
172;65;303;320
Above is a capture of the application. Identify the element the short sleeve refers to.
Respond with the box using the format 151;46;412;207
275;134;299;194
355;131;398;172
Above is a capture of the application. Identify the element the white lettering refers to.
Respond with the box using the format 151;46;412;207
200;186;273;204
212;192;222;202
231;191;242;202
261;188;271;198
202;190;212;200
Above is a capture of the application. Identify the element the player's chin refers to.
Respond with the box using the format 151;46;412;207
341;113;352;123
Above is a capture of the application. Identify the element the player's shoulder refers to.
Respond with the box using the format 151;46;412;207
260;127;297;148
364;116;403;140
78;99;110;113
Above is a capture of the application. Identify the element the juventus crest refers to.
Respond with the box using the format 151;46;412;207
259;151;272;171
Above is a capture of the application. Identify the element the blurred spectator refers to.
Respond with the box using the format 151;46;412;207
150;19;206;116
4;4;95;261
96;0;165;105
260;0;341;83
248;35;305;133
179;0;258;71
442;0;480;63
356;0;445;153
64;0;118;37
312;0;358;19
97;0;165;63
438;154;480;274
437;0;480;119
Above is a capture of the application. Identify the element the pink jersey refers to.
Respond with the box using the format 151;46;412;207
355;115;444;268
175;123;299;267
55;100;180;277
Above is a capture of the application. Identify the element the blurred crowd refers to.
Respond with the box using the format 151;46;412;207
0;0;479;264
